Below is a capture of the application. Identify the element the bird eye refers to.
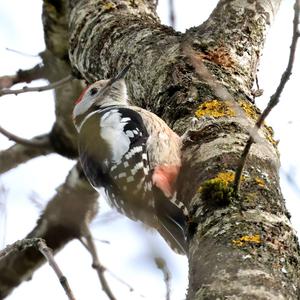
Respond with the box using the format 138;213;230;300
89;87;98;96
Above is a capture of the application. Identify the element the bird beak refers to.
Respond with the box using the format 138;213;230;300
111;62;132;82
99;63;132;97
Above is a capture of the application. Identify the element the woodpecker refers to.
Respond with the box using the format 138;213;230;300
73;66;188;253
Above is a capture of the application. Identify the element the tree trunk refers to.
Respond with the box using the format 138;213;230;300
0;0;299;298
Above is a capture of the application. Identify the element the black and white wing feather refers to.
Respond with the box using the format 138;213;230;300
78;107;156;223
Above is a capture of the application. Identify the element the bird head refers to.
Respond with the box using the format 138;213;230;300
73;64;131;130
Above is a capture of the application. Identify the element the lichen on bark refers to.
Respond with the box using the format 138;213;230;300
1;0;299;299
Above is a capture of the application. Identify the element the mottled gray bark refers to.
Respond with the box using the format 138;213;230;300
0;0;299;298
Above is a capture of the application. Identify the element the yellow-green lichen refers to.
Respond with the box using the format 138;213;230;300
264;124;279;147
232;234;261;247
238;99;259;120
255;177;265;188
194;100;236;119
244;192;257;203
215;171;235;184
198;171;236;207
102;2;116;11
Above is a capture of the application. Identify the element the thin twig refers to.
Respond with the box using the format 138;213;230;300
251;75;264;100
5;47;39;58
0;125;51;148
233;0;300;194
168;0;176;28
154;257;171;300
0;74;73;97
37;239;77;300
106;270;134;292
80;235;145;297
92;238;111;244
0;133;53;175
79;225;117;300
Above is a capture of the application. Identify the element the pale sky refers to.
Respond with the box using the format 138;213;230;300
0;1;299;299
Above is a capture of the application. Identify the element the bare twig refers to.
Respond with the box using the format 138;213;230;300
0;63;46;89
106;270;134;292
93;238;110;244
154;257;171;300
233;0;300;194
80;233;146;297
251;75;264;100
5;47;39;58
0;134;53;175
80;228;146;296
80;225;117;300
0;125;51;148
37;239;76;300
0;74;73;97
168;0;176;28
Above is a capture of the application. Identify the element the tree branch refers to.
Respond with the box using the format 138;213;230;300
154;257;171;300
0;126;51;148
0;75;73;97
37;240;77;300
0;164;99;297
233;0;300;193
168;0;176;28
0;238;76;300
79;229;146;299
0;238;41;259
0;63;46;89
0;134;53;175
185;0;282;98
2;0;299;298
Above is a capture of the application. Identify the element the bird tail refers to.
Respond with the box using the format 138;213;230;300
154;188;188;254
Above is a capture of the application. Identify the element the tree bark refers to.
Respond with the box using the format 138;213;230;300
68;0;300;298
0;0;299;298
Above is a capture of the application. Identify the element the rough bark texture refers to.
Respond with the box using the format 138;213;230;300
0;0;299;298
